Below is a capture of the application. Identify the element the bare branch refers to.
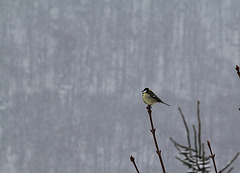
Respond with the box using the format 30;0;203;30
235;65;240;78
207;140;218;173
146;105;166;173
130;155;140;173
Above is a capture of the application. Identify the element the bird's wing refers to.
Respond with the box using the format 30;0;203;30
148;90;170;106
149;91;162;102
153;94;162;102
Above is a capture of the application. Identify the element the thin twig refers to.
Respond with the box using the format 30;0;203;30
178;107;192;156
197;101;201;156
146;105;166;173
207;140;218;173
170;137;197;152
172;104;214;172
202;143;205;171
219;152;239;172
130;155;140;173
193;125;200;170
175;156;197;168
235;65;240;111
227;167;234;173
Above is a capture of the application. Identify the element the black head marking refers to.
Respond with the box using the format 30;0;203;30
142;88;149;93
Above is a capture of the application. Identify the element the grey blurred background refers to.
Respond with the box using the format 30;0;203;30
0;0;240;172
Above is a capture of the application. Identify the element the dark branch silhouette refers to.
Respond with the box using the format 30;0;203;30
235;65;240;111
130;155;140;173
207;140;218;173
129;105;167;173
235;65;240;78
146;105;166;173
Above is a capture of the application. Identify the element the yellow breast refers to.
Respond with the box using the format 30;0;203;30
142;93;158;105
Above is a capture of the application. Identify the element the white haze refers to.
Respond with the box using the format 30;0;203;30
0;0;240;173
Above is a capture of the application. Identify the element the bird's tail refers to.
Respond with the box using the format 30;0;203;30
162;101;170;106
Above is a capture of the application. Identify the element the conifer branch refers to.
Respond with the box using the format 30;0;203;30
197;101;201;156
193;125;200;170
178;107;192;156
219;152;239;172
171;102;211;172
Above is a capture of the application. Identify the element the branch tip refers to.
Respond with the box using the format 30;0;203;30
235;65;240;78
130;155;135;162
235;65;239;71
207;140;210;147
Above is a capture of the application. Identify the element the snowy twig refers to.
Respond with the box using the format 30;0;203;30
202;143;206;169
170;137;196;152
171;102;211;172
193;125;200;170
146;105;166;173
130;155;140;173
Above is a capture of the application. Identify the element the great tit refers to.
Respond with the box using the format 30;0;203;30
142;88;170;106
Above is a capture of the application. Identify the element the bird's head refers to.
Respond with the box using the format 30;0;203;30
142;88;149;93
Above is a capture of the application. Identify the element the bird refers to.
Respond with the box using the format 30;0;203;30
142;88;170;106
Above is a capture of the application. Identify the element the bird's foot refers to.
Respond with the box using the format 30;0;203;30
146;105;152;110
